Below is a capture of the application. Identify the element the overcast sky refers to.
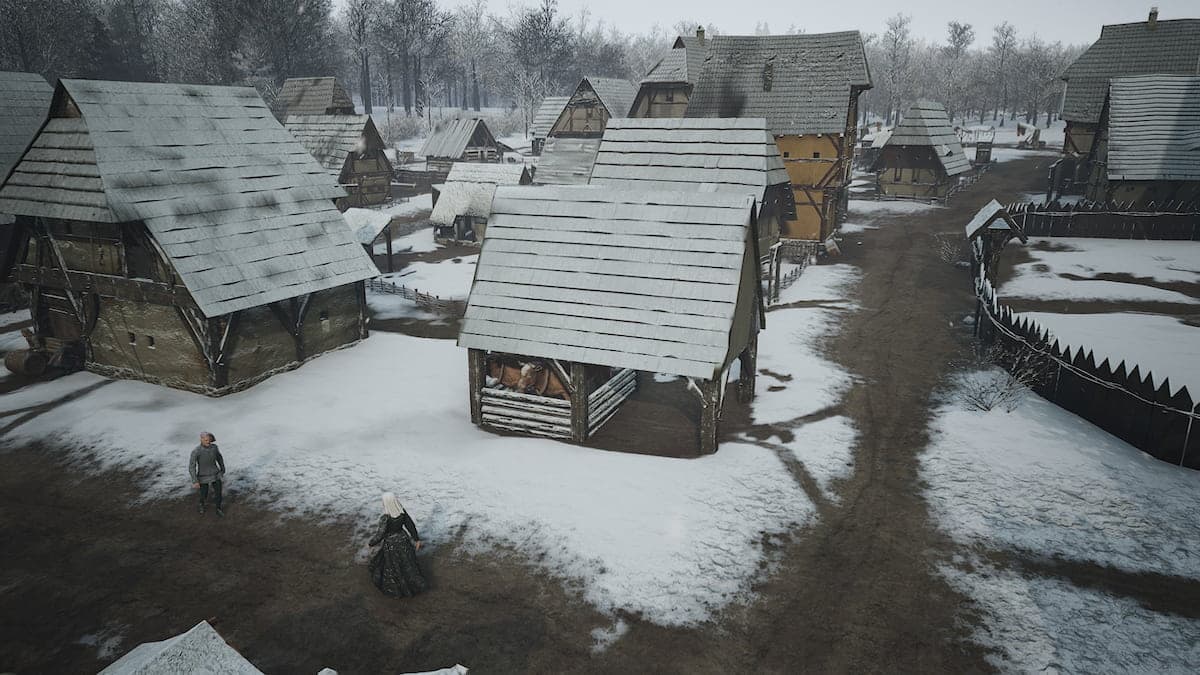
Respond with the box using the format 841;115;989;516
437;0;1193;46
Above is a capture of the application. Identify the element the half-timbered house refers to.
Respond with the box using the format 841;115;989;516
419;117;503;173
686;32;872;242
430;162;532;242
459;187;763;454
271;77;357;120
530;96;570;156
547;76;637;138
872;101;971;200
630;28;709;119
286;114;393;209
1084;75;1200;204
0;80;378;392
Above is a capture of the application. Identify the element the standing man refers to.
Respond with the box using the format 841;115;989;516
189;432;226;516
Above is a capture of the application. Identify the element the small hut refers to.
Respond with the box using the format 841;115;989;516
965;199;1027;286
589;117;793;286
0;79;378;393
630;27;709;119
1084;74;1200;205
459;186;764;454
872;101;971;200
530;96;570;155
286;115;393;209
547;76;637;138
533;137;601;185
430;163;532;243
420;118;503;173
271;76;356;120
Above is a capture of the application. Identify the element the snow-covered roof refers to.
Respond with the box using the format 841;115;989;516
99;621;263;674
964;199;1023;240
272;77;356;119
343;207;393;244
0;71;51;183
0;79;378;318
590;118;790;201
869;128;892;148
430;182;502;225
419;118;497;159
641;36;709;85
583;77;637;119
882;101;971;176
1105;75;1200;182
285;114;382;173
445;162;529;185
534;137;600;185
459;186;757;379
1062;18;1200;124
531;96;570;140
686;32;872;136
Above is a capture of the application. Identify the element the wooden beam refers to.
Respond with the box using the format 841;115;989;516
699;375;723;455
737;330;758;404
357;280;369;339
32;221;85;324
468;348;485;425
570;361;588;444
13;264;194;309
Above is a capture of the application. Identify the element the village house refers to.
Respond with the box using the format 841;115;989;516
271;76;357;120
419;117;504;174
589;117;793;285
1;71;53;271
1084;74;1200;204
285;114;393;209
547;76;637;138
458;186;764;455
685;32;873;243
1058;11;1200;184
430;162;532;243
629;28;709;119
0;79;378;393
529;96;570;156
872;100;972;200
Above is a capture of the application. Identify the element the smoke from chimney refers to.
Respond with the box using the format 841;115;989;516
1149;7;1159;30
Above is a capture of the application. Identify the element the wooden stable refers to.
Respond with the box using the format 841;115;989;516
0;80;378;393
271;76;356;120
458;187;765;454
548;76;636;139
872;101;971;201
419;118;503;174
1059;11;1200;186
589;117;793;293
530;96;570;156
1084;75;1200;205
630;28;709;119
685;32;872;242
429;163;532;243
285;114;394;209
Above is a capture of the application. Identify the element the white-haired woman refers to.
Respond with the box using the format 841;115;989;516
367;493;428;597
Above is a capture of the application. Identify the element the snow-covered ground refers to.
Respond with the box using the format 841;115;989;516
0;257;860;629
924;370;1200;671
1018;312;1200;396
1007;239;1200;288
373;226;439;256
990;148;1061;164
382;255;477;300
847;199;943;215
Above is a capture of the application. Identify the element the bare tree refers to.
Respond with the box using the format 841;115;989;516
989;22;1017;122
880;14;913;124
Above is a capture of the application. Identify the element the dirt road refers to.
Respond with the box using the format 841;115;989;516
0;158;1054;673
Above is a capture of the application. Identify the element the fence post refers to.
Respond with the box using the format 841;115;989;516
1182;414;1195;467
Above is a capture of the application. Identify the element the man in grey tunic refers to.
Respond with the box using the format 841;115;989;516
189;432;226;516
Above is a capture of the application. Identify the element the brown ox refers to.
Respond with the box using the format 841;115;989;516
486;358;571;400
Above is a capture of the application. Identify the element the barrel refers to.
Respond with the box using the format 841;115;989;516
4;349;47;376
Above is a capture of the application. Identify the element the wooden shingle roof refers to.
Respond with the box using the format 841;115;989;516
531;96;570;141
686;32;871;135
0;71;52;183
272;77;356;119
583;77;637;119
285;114;380;172
590;118;790;199
534;137;600;185
0;79;377;318
880;101;971;176
458;186;757;379
1062;19;1200;125
1105;75;1200;182
419;118;496;159
430;163;531;225
642;36;710;85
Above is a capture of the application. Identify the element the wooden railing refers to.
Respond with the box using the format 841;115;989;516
365;277;465;317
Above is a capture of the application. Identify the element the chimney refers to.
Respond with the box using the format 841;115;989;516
696;26;706;43
1149;7;1158;30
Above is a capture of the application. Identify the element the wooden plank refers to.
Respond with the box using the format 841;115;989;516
485;227;745;255
481;402;572;427
472;265;741;303
487;214;747;240
482;385;572;408
463;306;729;348
570;361;588;444
482;418;573;439
476;251;741;283
460;333;718;380
462;318;728;364
467;282;735;319
467;293;728;332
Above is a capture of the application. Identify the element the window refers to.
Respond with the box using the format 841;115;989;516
128;332;136;345
812;152;821;159
665;91;674;102
783;151;790;158
147;336;156;349
319;310;330;321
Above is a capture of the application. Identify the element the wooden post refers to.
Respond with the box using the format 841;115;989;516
358;281;369;339
699;376;722;455
468;349;485;425
385;224;394;274
570;361;588;444
738;331;758;403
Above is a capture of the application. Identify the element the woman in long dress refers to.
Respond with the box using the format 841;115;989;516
368;493;428;597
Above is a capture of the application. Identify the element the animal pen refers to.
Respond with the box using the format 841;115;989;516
458;187;765;454
0;80;378;394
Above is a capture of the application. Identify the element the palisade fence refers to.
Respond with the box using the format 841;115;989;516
1004;200;1200;240
974;270;1200;469
366;277;465;317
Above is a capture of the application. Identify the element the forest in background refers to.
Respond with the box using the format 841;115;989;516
0;0;1085;140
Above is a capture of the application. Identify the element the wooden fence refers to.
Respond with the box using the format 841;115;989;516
1005;200;1200;240
480;367;638;440
974;272;1199;469
365;277;465;317
588;368;637;435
